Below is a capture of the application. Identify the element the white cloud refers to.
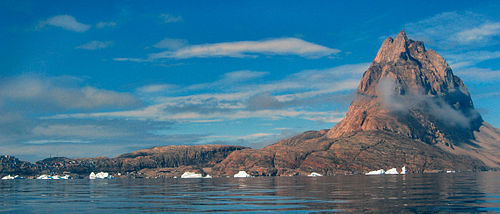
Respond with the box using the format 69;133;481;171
39;15;90;32
222;70;269;82
404;11;500;47
113;57;151;62
25;139;90;145
186;70;268;90
137;84;177;93
454;22;500;44
238;133;274;140
0;75;140;111
45;63;367;124
455;68;500;82
96;21;116;28
76;40;113;50
445;50;500;69
153;38;188;49
160;14;183;23
32;124;127;138
149;38;339;59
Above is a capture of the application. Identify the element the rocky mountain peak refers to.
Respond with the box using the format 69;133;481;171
328;31;483;148
363;30;460;98
373;30;410;64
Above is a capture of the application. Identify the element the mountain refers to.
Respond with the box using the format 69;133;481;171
1;31;499;178
213;30;500;176
328;30;500;168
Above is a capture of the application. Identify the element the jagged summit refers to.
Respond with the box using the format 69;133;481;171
373;30;410;64
326;30;499;168
363;30;465;97
328;30;482;147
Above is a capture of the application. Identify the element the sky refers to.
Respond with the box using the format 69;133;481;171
1;0;500;161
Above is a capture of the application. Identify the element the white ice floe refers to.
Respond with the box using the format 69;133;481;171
89;172;114;179
36;174;71;179
181;172;203;178
385;168;399;175
365;169;386;175
307;172;323;177
37;174;52;179
204;174;212;178
2;175;24;180
401;166;407;175
234;171;252;178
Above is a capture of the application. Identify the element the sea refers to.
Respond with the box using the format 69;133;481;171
1;172;499;213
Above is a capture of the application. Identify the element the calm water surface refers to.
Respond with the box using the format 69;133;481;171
1;172;499;213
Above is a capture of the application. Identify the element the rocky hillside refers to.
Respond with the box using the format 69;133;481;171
214;30;500;176
1;145;246;177
0;155;37;176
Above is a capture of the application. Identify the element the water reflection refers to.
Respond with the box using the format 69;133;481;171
0;172;499;213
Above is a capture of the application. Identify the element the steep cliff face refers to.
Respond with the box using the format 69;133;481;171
328;30;483;150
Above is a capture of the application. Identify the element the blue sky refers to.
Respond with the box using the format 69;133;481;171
1;0;500;161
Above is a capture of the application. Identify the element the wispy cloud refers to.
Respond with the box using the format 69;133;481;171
46;63;367;123
96;21;116;28
38;15;90;32
0;74;140;111
445;50;500;69
454;22;500;44
160;14;183;23
187;70;269;90
137;84;177;93
76;40;113;50
113;57;151;62
455;68;500;82
149;38;340;59
25;139;90;145
153;38;188;49
404;11;500;48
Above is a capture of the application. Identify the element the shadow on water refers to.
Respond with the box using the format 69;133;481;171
0;172;499;213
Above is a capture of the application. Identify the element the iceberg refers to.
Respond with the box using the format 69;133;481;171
385;168;399;175
89;172;114;179
61;175;72;179
307;172;323;177
365;169;385;175
37;174;53;179
2;175;24;180
180;172;203;178
36;174;72;179
401;166;407;174
234;171;252;178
